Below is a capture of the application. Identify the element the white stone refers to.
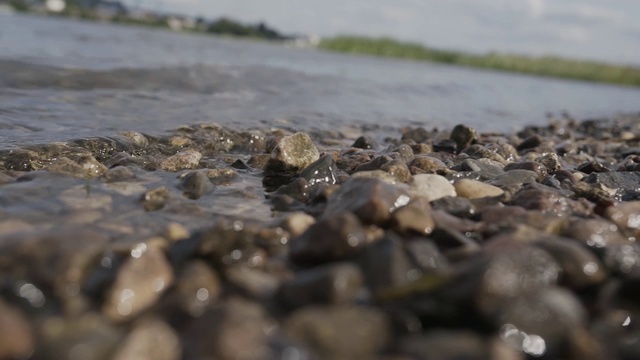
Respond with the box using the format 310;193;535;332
409;174;456;201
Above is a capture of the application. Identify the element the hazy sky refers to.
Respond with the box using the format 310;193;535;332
125;0;640;65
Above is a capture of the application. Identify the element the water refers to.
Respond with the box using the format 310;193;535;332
1;12;639;149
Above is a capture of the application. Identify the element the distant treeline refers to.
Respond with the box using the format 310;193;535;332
319;36;640;87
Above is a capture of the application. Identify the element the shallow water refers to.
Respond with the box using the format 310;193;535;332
0;12;639;149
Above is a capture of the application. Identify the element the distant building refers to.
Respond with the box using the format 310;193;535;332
93;0;126;19
45;0;65;12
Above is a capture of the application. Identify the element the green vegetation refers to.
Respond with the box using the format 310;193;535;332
319;35;640;87
8;0;29;12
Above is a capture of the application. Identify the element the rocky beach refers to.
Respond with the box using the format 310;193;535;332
1;113;640;359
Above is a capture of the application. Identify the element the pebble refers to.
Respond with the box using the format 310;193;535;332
409;174;457;201
453;179;505;199
103;243;174;322
324;177;410;225
160;149;202;172
285;305;390;360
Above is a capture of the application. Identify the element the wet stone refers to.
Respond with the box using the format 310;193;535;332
289;212;368;266
183;299;273;360
353;154;392;173
352;135;377;149
167;260;222;317
359;233;448;292
266;132;320;173
485;169;535;188
102;243;174;323
141;186;170;211
605;201;640;240
460;158;504;180
517;134;543;151
179;171;214;200
380;159;412;183
534;238;607;289
454;179;504;199
475;246;561;315
160;149;202;172
103;166;136;182
496;287;587;357
389;199;436;236
40;313;124;360
431;196;478;219
299;153;338;189
400;331;488;360
0;299;34;360
450;124;478;151
504;161;548;180
409;174;456;201
577;160;612;174
278;262;364;309
113;318;181;360
409;156;448;175
285;305;390;360
585;172;640;201
324;177;410;225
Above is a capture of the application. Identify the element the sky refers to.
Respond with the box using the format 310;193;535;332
124;0;640;65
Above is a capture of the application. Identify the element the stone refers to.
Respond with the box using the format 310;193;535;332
289;212;368;266
279;212;316;239
113;318;181;360
285;306;390;360
460;158;504;180
380;159;412;183
504;161;548;180
278;263;364;309
183;299;273;360
299;154;338;189
352;136;376;149
169;260;222;317
409;156;448;175
489;169;538;187
0;299;34;360
389;199;436;236
225;264;280;300
141;186;170;211
353;155;392;173
450;124;478;151
431;196;478;219
409;174;456;201
454;179;504;199
359;233;448;292
496;287;587;356
534;239;606;289
605;201;640;240
585;172;640;201
324;177;410;226
179;171;214;199
266;132;320;173
160;149;202;172
103;243;174;322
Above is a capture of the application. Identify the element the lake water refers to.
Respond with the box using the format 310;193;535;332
1;12;639;148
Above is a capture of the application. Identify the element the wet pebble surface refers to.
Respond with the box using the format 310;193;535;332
1;115;640;359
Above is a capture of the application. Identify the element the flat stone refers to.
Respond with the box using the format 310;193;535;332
454;179;504;199
489;169;538;187
409;174;456;201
